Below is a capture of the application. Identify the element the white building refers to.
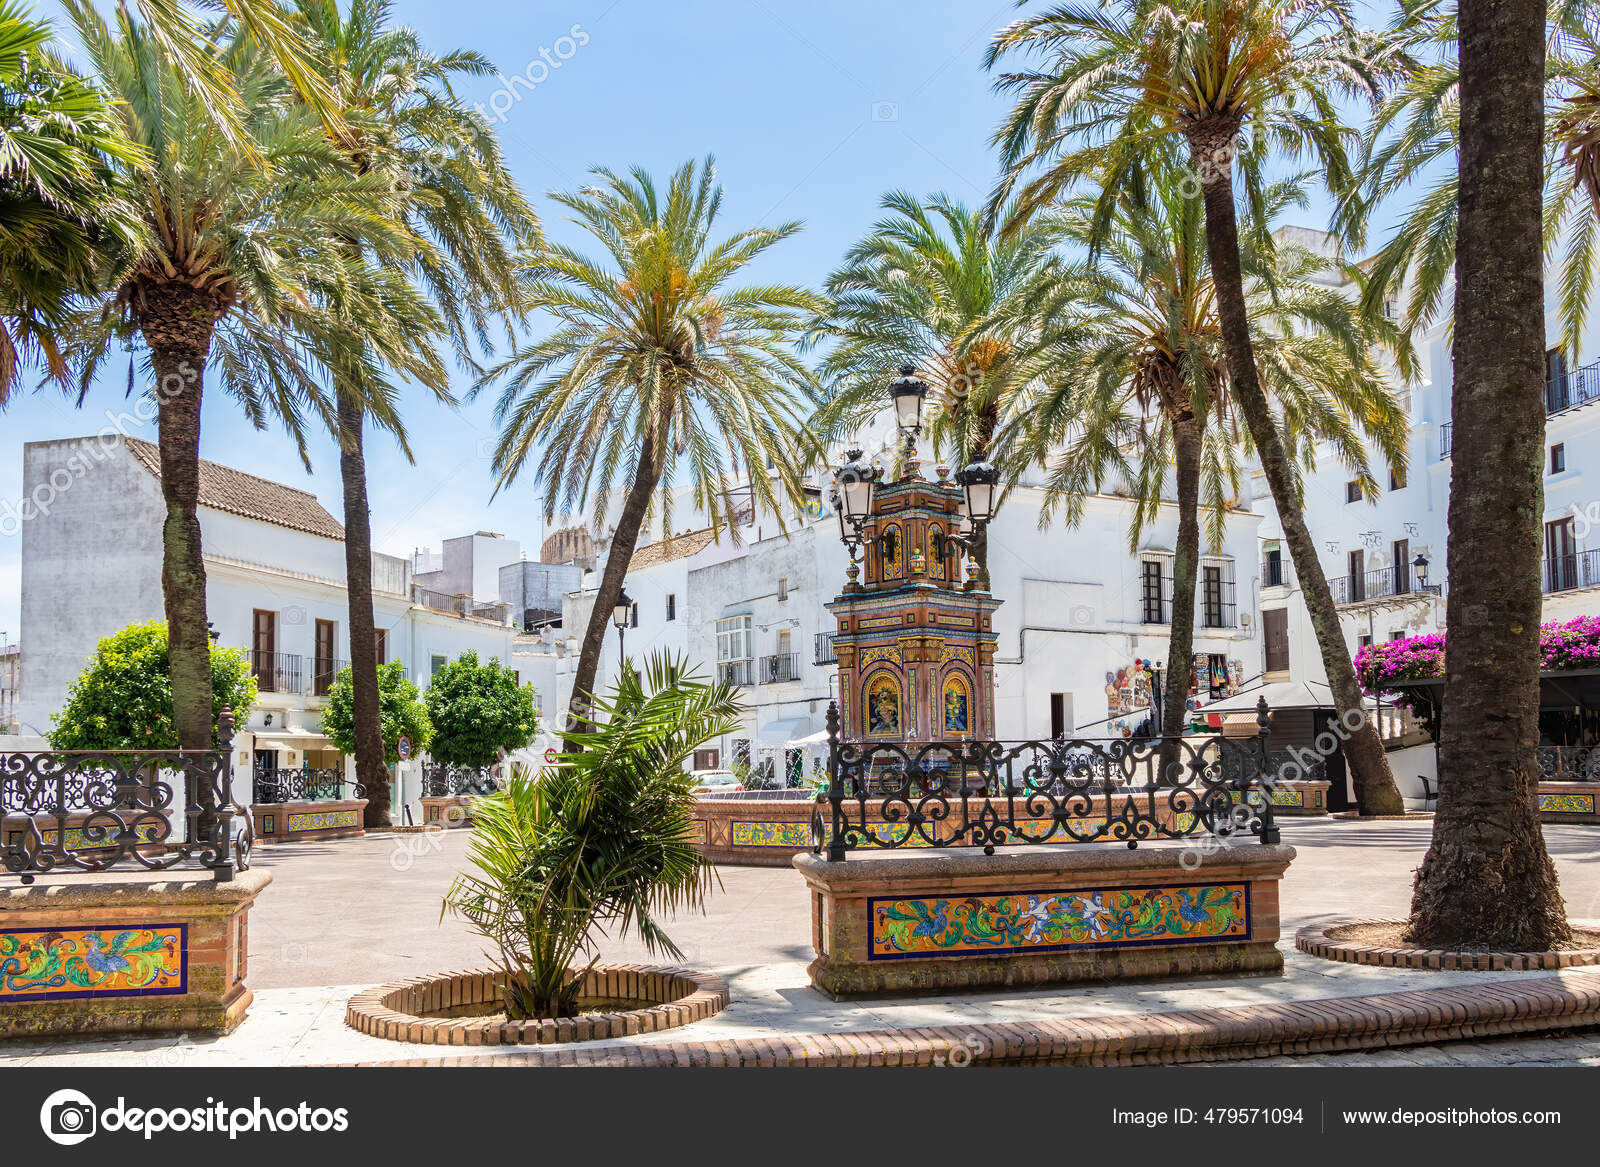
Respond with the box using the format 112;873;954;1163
16;435;520;824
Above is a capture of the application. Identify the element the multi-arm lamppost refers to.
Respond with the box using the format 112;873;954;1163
612;587;633;669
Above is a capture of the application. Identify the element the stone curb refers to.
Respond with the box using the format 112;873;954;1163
347;969;1600;1067
1296;918;1600;971
344;964;729;1046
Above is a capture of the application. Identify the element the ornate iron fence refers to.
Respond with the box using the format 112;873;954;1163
421;763;500;798
1;710;248;883
1538;745;1600;782
815;698;1280;860
252;768;364;804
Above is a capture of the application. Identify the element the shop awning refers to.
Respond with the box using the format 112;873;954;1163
251;730;335;752
757;716;814;748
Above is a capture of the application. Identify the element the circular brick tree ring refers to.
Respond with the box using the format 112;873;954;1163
346;964;729;1046
1297;918;1600;971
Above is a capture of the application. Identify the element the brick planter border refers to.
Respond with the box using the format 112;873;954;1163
345;964;728;1046
1296;918;1600;971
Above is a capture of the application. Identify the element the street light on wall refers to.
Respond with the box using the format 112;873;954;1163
1412;553;1430;592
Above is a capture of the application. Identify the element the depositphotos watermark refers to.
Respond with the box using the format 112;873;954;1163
475;24;590;125
40;1088;349;1144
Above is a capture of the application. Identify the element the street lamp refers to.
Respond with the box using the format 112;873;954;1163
1412;553;1430;592
956;457;999;526
612;587;633;668
888;365;928;435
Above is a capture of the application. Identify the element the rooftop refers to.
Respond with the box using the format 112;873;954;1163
125;437;345;542
627;527;719;570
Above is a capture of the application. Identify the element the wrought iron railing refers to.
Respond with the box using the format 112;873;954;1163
311;658;346;697
421;763;500;798
1547;359;1600;415
1542;549;1600;594
762;652;801;683
1260;557;1293;590
251;650;302;695
252;767;363;804
1;710;248;883
1538;745;1600;782
814;699;1280;860
718;660;754;687
814;633;837;665
1330;566;1439;606
1440;423;1452;458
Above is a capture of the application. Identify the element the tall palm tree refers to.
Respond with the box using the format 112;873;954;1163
481;158;822;721
1346;1;1598;355
0;0;140;403
61;0;416;750
1012;172;1406;752
1407;0;1570;950
803;191;1067;577
291;0;537;826
987;0;1409;814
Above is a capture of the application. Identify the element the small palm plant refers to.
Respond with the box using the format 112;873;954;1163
443;654;739;1021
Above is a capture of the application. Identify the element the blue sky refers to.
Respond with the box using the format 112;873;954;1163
0;0;1386;639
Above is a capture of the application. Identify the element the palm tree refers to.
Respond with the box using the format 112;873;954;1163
1012;172;1406;752
987;0;1408;815
803;191;1067;577
60;0;416;749
291;0;537;826
1406;0;1570;950
0;0;140;403
481;157;822;720
445;653;736;1021
1347;1;1597;355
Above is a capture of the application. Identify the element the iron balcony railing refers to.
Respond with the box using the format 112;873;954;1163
420;763;500;798
762;652;801;684
1547;358;1600;415
814;633;837;665
1331;566;1440;606
312;657;346;697
815;698;1281;860
253;767;363;804
1543;549;1600;594
1;709;247;882
1440;423;1452;458
718;660;754;687
1260;557;1294;590
251;650;302;694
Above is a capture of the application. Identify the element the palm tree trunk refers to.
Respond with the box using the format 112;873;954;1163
568;430;661;729
336;386;392;828
141;285;220;752
1407;0;1568;949
1187;129;1404;816
1160;414;1203;775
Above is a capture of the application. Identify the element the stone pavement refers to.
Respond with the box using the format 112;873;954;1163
3;818;1599;1067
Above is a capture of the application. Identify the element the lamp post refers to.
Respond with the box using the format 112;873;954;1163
888;365;928;476
1412;553;1430;593
612;588;633;670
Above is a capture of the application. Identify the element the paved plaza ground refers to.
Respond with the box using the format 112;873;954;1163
4;817;1600;1066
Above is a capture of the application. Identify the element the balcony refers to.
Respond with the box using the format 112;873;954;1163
312;657;346;697
1331;567;1439;606
1546;359;1600;415
814;633;837;665
1543;549;1600;594
718;660;754;687
251;650;302;695
761;653;801;684
1440;423;1452;458
1260;557;1294;590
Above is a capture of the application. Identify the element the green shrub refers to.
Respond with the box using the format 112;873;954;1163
322;659;432;766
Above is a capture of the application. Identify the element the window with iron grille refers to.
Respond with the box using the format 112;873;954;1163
1141;560;1168;624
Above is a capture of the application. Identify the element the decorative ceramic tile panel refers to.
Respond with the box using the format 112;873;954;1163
0;925;186;1001
286;809;360;833
869;882;1250;959
1540;791;1597;815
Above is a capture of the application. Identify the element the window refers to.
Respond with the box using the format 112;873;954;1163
1141;559;1168;624
1389;465;1406;491
1263;546;1284;588
251;609;277;692
666;593;676;622
431;653;447;678
1050;693;1067;740
777;576;789;601
1392;538;1410;595
1546;517;1577;591
1389;630;1406;642
1358;633;1373;649
1200;563;1232;628
1264;608;1289;674
1551;443;1566;474
1345;480;1361;504
693;748;720;771
716;615;753;685
314;619;336;697
374;627;388;665
1547;347;1570;411
1347;550;1366;601
630;602;638;628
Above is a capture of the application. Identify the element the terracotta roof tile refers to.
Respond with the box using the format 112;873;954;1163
125;437;344;541
626;528;718;570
